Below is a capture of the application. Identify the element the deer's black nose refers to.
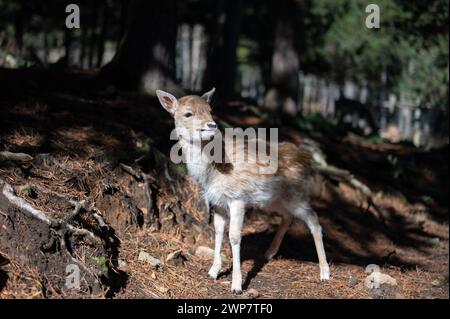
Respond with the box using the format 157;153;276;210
207;122;217;129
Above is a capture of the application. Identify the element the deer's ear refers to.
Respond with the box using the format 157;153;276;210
156;90;178;115
201;87;216;103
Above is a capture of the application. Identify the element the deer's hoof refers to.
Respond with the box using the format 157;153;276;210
320;265;330;281
264;249;278;261
231;287;242;294
208;273;218;280
208;266;220;280
231;278;242;293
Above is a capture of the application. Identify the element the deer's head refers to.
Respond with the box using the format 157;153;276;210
156;88;217;142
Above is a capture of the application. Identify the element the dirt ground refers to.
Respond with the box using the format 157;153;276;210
0;69;448;299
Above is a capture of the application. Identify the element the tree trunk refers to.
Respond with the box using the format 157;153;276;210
96;2;109;68
88;2;100;69
264;0;302;116
14;0;25;51
202;0;226;94
101;0;181;94
180;24;192;89
203;0;242;103
64;27;73;66
117;0;129;51
191;24;206;92
80;18;88;68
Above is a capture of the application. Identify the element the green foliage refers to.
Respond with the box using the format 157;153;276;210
367;134;385;144
396;34;449;108
172;162;188;176
91;256;108;276
296;112;389;139
303;0;449;109
296;113;339;136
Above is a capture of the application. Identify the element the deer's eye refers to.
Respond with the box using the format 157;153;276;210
184;112;193;118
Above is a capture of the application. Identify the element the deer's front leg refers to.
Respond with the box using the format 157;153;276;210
228;200;245;293
208;212;225;280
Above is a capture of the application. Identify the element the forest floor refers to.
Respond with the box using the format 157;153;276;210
0;68;448;299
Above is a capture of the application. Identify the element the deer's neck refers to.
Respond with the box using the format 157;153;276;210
180;138;216;187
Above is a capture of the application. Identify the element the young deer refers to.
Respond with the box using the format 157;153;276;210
156;88;330;293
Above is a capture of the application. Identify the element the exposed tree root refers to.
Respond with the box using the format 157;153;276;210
120;163;143;181
120;163;159;227
0;178;128;297
304;138;388;225
1;182;98;243
316;164;387;224
0;151;34;163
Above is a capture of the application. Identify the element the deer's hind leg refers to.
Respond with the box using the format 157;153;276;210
265;211;293;260
288;201;330;281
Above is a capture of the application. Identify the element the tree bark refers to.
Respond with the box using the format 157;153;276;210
264;0;303;116
101;0;181;94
